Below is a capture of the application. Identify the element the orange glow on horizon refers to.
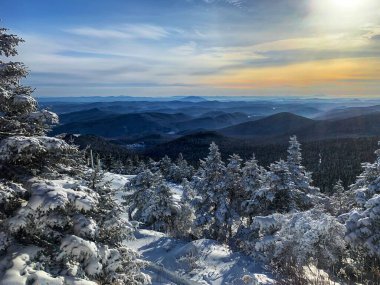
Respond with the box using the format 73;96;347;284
202;58;380;92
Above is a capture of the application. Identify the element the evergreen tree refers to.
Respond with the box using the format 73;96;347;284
287;136;316;194
123;169;162;221
223;154;244;238
0;27;149;284
159;155;173;178
346;142;380;266
169;153;194;183
182;178;197;204
255;160;312;215
193;142;229;241
142;182;181;232
331;179;353;216
240;154;266;221
0;29;57;139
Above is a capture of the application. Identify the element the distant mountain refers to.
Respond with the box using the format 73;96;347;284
59;108;114;124
175;96;208;102
221;112;315;139
51;112;191;137
221;112;380;142
145;131;239;162
52;111;254;138
41;99;326;117
317;105;380;120
298;112;380;140
174;112;252;131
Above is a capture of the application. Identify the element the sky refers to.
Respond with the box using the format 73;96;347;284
1;0;380;97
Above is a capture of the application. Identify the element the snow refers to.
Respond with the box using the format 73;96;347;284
0;245;98;285
126;229;274;285
105;172;275;284
167;183;184;202
0;136;74;162
8;178;98;234
102;172;134;202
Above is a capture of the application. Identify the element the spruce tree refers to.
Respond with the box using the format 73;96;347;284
0;26;150;284
240;154;266;221
193;142;228;241
224;154;244;238
346;142;380;264
286;136;316;194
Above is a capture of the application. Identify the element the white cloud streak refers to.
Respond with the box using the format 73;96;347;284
66;24;170;40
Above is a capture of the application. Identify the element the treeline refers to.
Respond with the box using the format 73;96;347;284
73;134;380;193
147;134;380;192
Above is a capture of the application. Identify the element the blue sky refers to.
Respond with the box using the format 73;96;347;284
2;0;380;97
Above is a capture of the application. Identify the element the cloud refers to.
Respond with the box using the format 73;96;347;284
171;41;197;55
194;0;246;7
66;24;170;40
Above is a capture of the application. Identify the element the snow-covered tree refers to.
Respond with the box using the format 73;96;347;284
248;210;346;282
182;178;197;204
253;160;312;215
193;142;229;241
123;169;162;221
142;182;181;232
0;28;71;176
345;143;380;262
159;155;173;178
240;154;266;221
287;136;317;194
330;179;353;216
223;154;244;238
124;171;193;237
0;28;58;139
169;153;194;183
0;26;150;284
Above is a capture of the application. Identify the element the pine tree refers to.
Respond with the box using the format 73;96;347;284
331;179;352;216
142;182;181;232
123;169;162;221
223;154;244;238
182;178;197;204
0;26;150;284
0;28;57;139
159;155;173;179
346;142;380;261
254;160;312;215
169;153;194;183
286;136;317;194
240;154;266;221
193;142;229;241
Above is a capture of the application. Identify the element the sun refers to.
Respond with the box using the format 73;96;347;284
310;0;375;32
329;0;362;9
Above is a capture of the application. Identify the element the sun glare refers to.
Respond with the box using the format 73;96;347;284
310;0;376;32
330;0;361;9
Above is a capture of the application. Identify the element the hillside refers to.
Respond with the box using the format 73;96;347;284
221;112;380;142
52;111;252;138
317;105;380;120
52;112;191;137
59;108;115;124
221;112;315;139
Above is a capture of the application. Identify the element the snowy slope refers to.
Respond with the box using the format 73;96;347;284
127;229;274;285
105;173;275;285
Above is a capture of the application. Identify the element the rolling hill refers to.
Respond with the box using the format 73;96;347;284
52;110;253;138
220;112;380;142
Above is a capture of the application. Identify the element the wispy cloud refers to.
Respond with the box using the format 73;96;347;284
66;24;170;40
192;0;246;7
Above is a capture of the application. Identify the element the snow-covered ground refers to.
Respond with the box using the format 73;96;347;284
127;229;274;285
105;173;275;285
